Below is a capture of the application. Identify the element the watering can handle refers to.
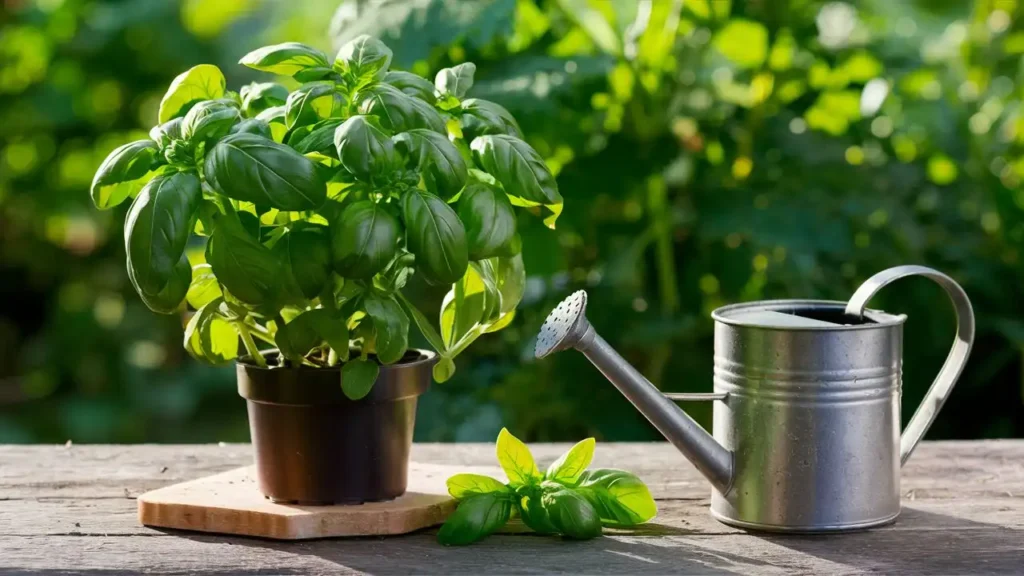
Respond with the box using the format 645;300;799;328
845;265;975;466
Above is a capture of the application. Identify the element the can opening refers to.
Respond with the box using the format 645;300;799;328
790;307;876;326
721;304;879;328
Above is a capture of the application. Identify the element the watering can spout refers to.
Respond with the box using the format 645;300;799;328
535;291;733;494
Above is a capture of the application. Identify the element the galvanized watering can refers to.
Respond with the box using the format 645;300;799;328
535;266;974;532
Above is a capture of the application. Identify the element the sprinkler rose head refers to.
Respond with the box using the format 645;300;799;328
534;290;591;359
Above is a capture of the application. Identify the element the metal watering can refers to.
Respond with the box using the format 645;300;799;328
535;266;974;532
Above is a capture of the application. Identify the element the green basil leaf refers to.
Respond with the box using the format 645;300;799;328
446;473;508;499
363;293;409;365
334;35;393;81
240;82;288;116
91;140;160;209
239;42;330;76
384;70;436;103
331;200;402;279
460;98;523;139
574;469;657;526
495;427;541;487
457;183;516;259
541;487;602;540
289;118;343;155
135;253;191;314
357;83;445;134
149;118;183;150
397;293;446;353
308;308;351;361
204;133;327;211
470;134;561;205
294;66;338;83
205;216;283;307
186;263;223;309
519;489;559;535
125;171;201;296
184;298;239;365
158;64;226;123
435;62;476;99
229;118;272;139
494;253;525;315
402;190;468;286
436;492;512;546
433;356;455;382
333;115;399;181
393;129;468;198
341;357;380;400
545;438;595;483
440;263;496;348
276;313;319;366
283;222;332;300
284;82;345;129
182;100;241;143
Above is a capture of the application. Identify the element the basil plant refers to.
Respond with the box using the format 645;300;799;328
90;36;564;399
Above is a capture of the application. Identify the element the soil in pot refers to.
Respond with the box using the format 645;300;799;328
237;349;436;505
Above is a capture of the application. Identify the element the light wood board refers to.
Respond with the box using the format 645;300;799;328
136;462;488;539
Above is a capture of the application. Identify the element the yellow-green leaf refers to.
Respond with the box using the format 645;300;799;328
446;473;508;499
545;437;595;483
158;64;226;123
495;427;540;487
713;20;768;69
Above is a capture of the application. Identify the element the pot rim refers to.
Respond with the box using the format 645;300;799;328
235;348;439;372
712;299;907;331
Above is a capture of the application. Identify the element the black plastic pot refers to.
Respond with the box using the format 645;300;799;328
236;349;435;505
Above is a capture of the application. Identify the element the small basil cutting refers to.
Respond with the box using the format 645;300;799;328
438;429;657;546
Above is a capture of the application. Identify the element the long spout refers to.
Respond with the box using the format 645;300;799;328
535;291;733;494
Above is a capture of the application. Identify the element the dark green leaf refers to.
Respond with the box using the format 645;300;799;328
518;486;558;534
402;190;468;285
284;222;332;299
205;216;283;307
125;171;201;296
341;357;380;400
135;254;191;314
239;42;330;76
446;473;508;499
574;469;657;526
293;66;337;83
186;263;222;309
290;118;343;155
229;118;272;138
276;313;320;366
357;83;445;134
363;293;409;365
393;129;468;197
470;134;561;205
149;119;183;150
457;183;517;259
437;492;512;546
91;140;160;209
334;34;393;81
182;100;241;143
284;82;344;129
204;133;327;211
240;82;288;116
384;70;436;103
397;293;446;353
435;62;476;99
333;115;399;181
541;486;602;539
159;64;225;123
331;200;402;279
460;98;523;139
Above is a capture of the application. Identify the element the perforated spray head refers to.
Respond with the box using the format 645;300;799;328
535;290;592;359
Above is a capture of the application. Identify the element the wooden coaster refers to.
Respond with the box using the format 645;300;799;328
138;463;491;540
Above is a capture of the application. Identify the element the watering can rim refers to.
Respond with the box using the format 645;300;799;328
711;299;908;331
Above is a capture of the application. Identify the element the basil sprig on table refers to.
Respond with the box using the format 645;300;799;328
90;35;564;396
438;429;657;546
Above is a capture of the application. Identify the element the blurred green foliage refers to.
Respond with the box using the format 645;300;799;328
2;0;1023;443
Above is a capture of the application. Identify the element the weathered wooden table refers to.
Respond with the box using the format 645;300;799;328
2;441;1022;575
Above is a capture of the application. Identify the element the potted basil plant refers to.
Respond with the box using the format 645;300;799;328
90;35;564;504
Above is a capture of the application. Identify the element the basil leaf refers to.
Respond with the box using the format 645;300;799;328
460;98;523;139
393;129;468;198
457;183;516;259
289;118;343;155
446;473;508;499
437;492;512;546
240;82;288;117
334;35;392;81
470;134;562;205
545;438;595;484
182;100;241;144
402;190;469;286
519;490;559;535
440;263;497;348
91;140;160;209
435;63;476;99
494;253;525;316
331;200;402;279
149;119;183;150
158;64;226;123
280;222;332;300
574;469;657;526
284;82;344;130
384;70;436;103
184;298;239;365
333;115;399;181
341;357;380;400
239;42;330;76
186;263;223;309
204;133;327;211
124;171;201;296
135;254;191;314
363;293;409;365
357;83;445;134
275;313;319;366
495;427;540;487
229;118;272;139
433;356;455;382
541;487;602;539
396;293;446;353
205;216;283;307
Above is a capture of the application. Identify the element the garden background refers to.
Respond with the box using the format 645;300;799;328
2;0;1023;443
